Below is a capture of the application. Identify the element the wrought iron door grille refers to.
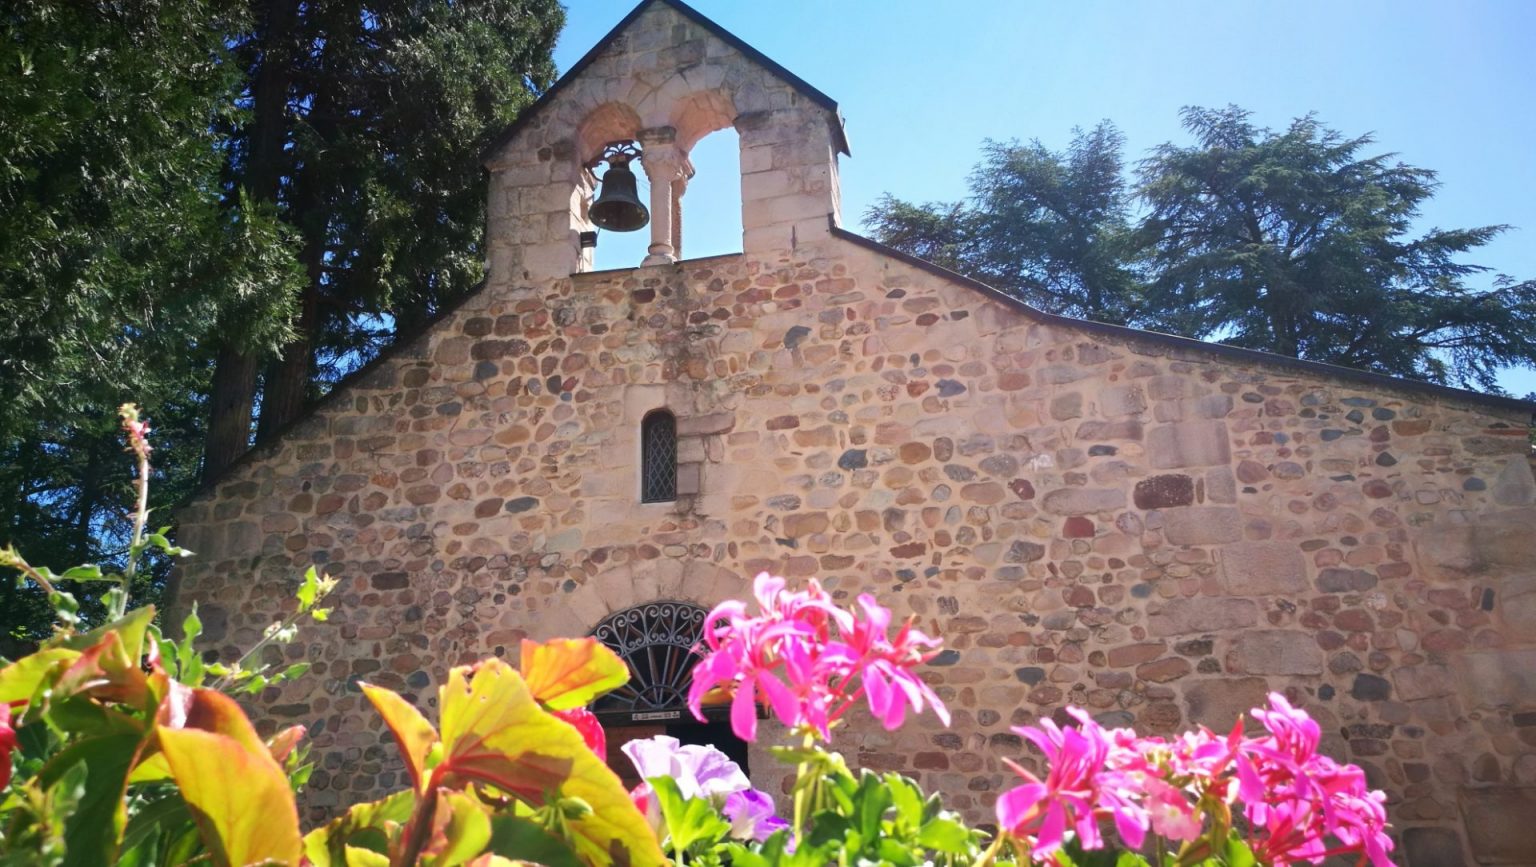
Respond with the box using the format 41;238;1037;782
641;410;677;503
590;601;707;714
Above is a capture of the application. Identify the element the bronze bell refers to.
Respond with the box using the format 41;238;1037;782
590;152;649;232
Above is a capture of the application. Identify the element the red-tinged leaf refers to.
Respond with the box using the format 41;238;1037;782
154;682;269;758
63;604;157;664
518;638;628;711
419;788;493;867
0;647;79;704
303;789;416;867
436;659;663;867
361;682;439;792
266;724;307;764
158;727;302;867
54;630;152;709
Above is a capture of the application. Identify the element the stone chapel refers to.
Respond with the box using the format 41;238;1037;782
171;2;1536;863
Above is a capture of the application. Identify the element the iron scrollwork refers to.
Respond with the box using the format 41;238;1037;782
590;601;708;714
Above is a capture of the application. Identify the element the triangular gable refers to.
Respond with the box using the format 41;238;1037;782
480;0;849;166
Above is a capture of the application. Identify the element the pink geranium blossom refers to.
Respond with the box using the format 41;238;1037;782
996;709;1146;858
0;703;17;790
996;695;1395;866
687;573;948;743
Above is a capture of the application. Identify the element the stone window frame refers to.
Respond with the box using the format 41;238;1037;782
640;409;679;504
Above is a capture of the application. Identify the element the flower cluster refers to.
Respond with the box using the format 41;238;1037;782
997;694;1396;866
622;735;787;842
686;572;949;742
118;402;152;456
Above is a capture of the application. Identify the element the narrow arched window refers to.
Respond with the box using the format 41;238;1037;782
640;409;677;503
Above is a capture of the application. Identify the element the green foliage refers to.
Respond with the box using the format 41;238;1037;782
866;122;1145;325
1137;106;1536;389
227;0;566;438
867;106;1536;392
0;1;303;645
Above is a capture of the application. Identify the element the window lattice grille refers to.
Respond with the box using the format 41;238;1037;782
641;410;677;503
590;601;707;713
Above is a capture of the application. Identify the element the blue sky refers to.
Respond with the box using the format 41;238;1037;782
556;1;1536;397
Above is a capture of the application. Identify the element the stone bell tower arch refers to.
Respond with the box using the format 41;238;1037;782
480;0;850;283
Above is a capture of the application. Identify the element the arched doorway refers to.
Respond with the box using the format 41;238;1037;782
590;601;749;789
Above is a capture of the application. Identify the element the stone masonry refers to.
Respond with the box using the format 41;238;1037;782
170;3;1536;864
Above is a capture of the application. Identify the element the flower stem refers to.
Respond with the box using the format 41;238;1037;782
970;830;1008;867
790;729;817;841
115;445;150;622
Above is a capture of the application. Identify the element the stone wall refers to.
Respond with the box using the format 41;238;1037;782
173;235;1536;865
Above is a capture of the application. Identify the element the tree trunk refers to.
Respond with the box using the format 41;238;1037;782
255;253;319;441
202;0;300;480
203;344;260;484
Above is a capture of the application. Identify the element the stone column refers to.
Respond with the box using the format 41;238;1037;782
638;128;688;266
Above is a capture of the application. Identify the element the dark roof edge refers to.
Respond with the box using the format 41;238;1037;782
182;278;490;505
830;220;1536;419
479;0;849;166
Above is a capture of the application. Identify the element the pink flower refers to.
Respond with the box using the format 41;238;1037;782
842;594;949;730
118;404;152;455
688;573;948;743
1235;693;1397;867
0;703;16;790
1142;778;1202;842
997;710;1146;858
552;707;606;761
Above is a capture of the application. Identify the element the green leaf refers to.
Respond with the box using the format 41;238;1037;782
119;794;191;860
1223;834;1257;867
852;771;891;846
303;790;416;867
345;847;392;867
63;604;157;666
59;565;106;582
648;775;731;854
277;661;312;682
0;647;80;704
144;533;190;558
296;566;321;610
804;810;852;852
917;817;971;853
37;732;142;867
887;774;923;828
486;814;584;867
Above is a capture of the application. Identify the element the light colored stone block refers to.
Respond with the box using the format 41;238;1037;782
1162;506;1243;545
1454;649;1536;709
1219;540;1308;595
1230;630;1323;675
1148;598;1259;636
1147;421;1231;469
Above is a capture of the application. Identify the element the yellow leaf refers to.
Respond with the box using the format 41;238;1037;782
518;638;628;711
158;727;303;867
0;647;79;704
437;659;663;867
361;682;440;792
303;790;416;867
